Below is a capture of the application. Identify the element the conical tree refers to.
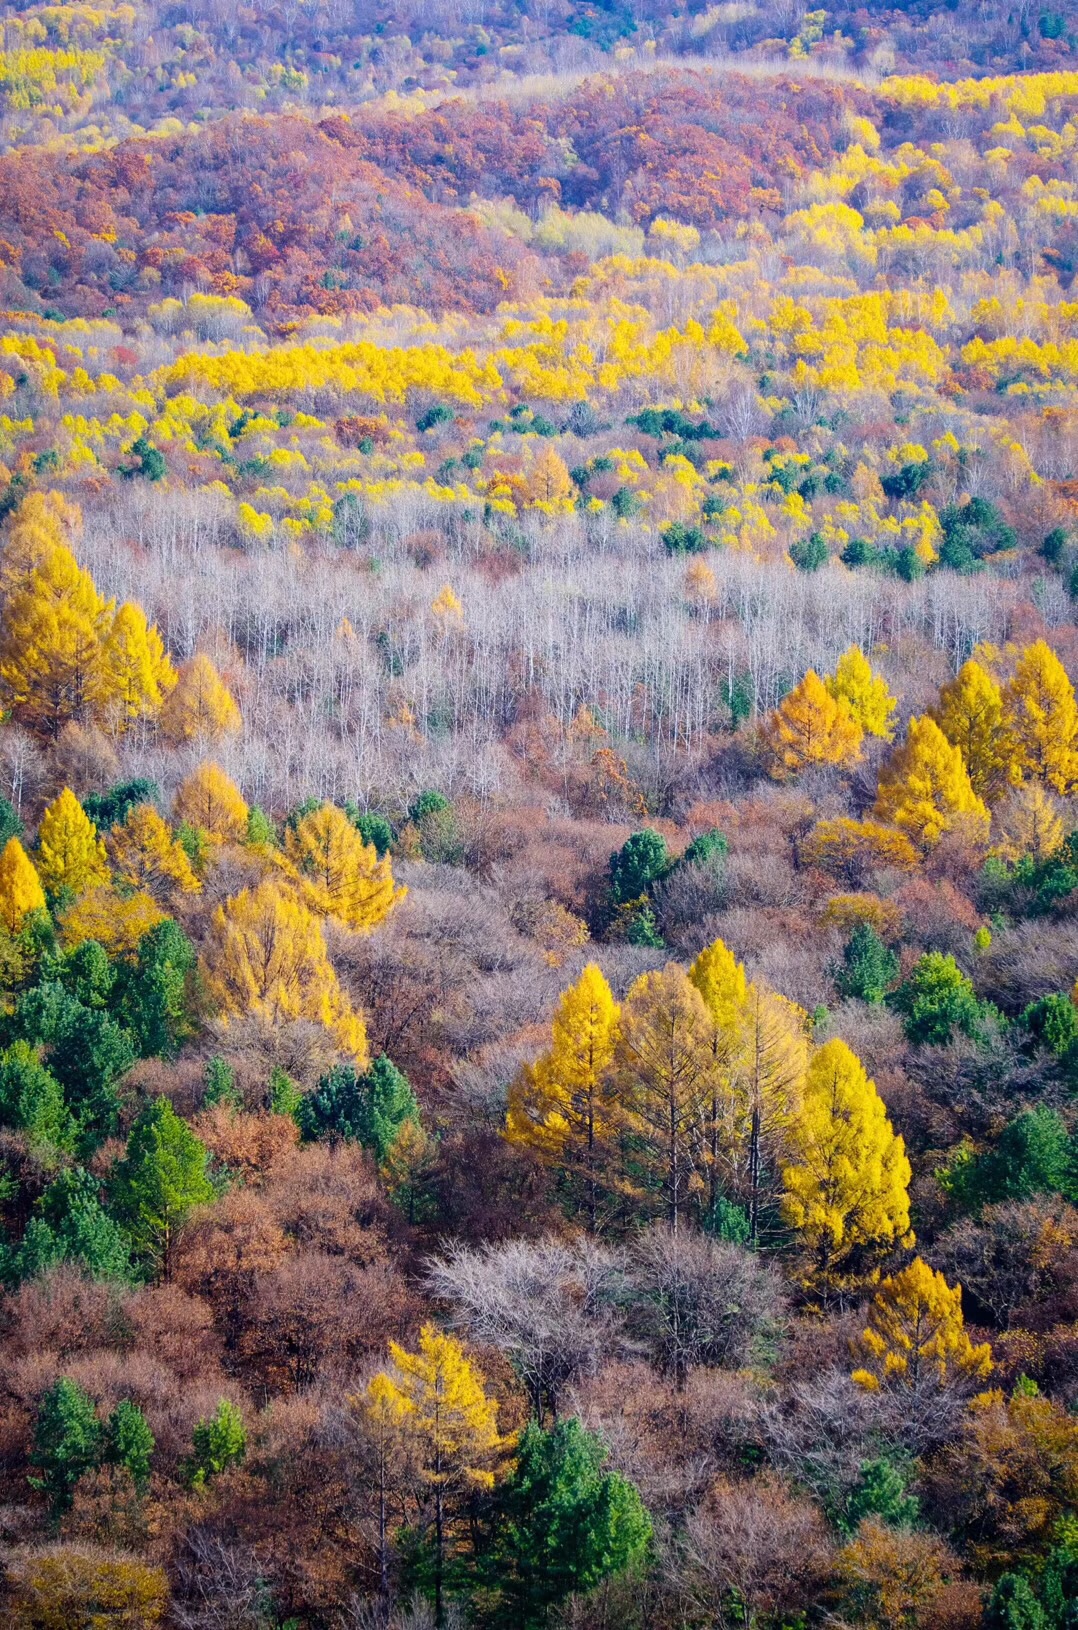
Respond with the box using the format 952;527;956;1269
0;533;111;738
93;601;176;730
733;983;809;1243
1002;639;1078;794
506;962;622;1230
782;1037;912;1285
763;669;863;780
0;835;46;933
284;801;405;933
36;788;109;896
108;803;201;897
689;936;749;1221
933;657;1008;800
852;1257;993;1393
873;714;990;848
160;652;241;744
110;1095;214;1281
825;646;897;739
173;762;248;844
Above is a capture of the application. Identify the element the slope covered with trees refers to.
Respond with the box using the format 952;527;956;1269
3;2;1078;1628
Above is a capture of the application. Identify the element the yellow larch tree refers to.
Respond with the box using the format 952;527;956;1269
0;836;46;933
933;657;1008;801
689;936;749;1221
431;584;464;627
200;878;369;1064
992;781;1066;865
0;490;83;599
367;1325;503;1624
108;803;202;897
93;601;177;731
36;788;109;897
852;1257;993;1393
159;653;241;744
505;961;622;1230
173;762;249;844
613;963;718;1233
0;533;111;738
873;715;990;848
59;886;165;957
525;446;574;507
733;984;809;1243
825;646;897;740
762;669;863;780
284;802;405;934
1002;639;1078;794
782;1037;912;1287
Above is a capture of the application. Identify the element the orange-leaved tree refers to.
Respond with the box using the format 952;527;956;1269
173;762;249;844
763;669;863;780
160;652;241;744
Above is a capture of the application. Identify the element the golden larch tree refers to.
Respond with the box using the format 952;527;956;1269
200;878;369;1065
0;836;46;933
873;715;990;848
60;886;165;957
733;984;809;1243
108;804;201;897
160;653;241;744
933;657;1007;800
852;1257;993;1393
36;788;109;897
991;782;1066;865
505;961;622;1230
613;963;717;1232
174;762;249;844
0;534;111;738
367;1325;502;1624
1002;639;1078;794
825;646;897;739
284;802;405;933
781;1037;912;1285
525;447;573;506
93;601;177;730
689;936;749;1220
763;669;863;780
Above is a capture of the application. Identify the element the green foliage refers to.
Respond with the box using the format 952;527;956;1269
15;981;135;1148
833;924;899;1004
661;520;706;554
117;919;197;1058
980;833;1078;919
0;795;23;848
410;788;450;823
417;403;455;432
345;806;394;856
203;1055;241;1109
1022;994;1078;1067
485;1418;652;1627
723;672;754;729
610;485;641;518
943;1107;1078;1212
11;1167;135;1284
985;1574;1047;1630
120;435;167;481
938;496;1017;572
29;1377;102;1518
82;779;160;831
789;531;828;571
104;1398;155;1491
297;1054;419;1158
881;459;933;500
110;1095;214;1275
841;536;878;567
60;941;114;1010
187;1398;246;1487
1041;526;1068;566
704;1193;751;1243
245;805;275;846
839;1457;919;1536
0;1039;74;1151
609;829;670;907
890;951;987;1045
679;828;728;870
268;1065;302;1117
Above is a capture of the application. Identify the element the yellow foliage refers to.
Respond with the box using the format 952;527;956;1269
0;521;110;738
201;878;369;1064
825;646;897;739
933;658;1008;801
59;884;165;956
159;653;241;744
36;787;108;896
93;601;176;730
0;836;46;933
873;715;990;848
853;1256;993;1391
284;802;405;933
108;803;201;896
800;817;921;878
991;781;1066;863
820;892;902;941
763;669;863;780
4;1545;169;1630
173;762;249;844
1002;639;1078;794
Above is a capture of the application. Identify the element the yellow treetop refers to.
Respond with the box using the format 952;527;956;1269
432;584;464;626
873;714;990;848
525;447;574;506
933;658;1007;800
763;669;863;780
1002;639;1078;794
160;652;241;745
825;646;897;740
505;961;621;1228
852;1257;993;1392
800;817;921;879
108;803;202;896
174;762;249;843
0;532;111;739
688;935;748;1040
0;836;45;934
36;788;109;896
201;878;369;1064
0;490;82;596
782;1036;912;1282
992;782;1066;865
60;885;165;957
93;601;177;730
367;1323;503;1489
735;983;810;1241
284;802;405;933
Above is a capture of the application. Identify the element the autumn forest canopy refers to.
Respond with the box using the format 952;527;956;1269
7;1;1078;1628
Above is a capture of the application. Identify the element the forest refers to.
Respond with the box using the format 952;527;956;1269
4;0;1078;1627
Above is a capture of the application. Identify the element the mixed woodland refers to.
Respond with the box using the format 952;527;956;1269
6;1;1078;1628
